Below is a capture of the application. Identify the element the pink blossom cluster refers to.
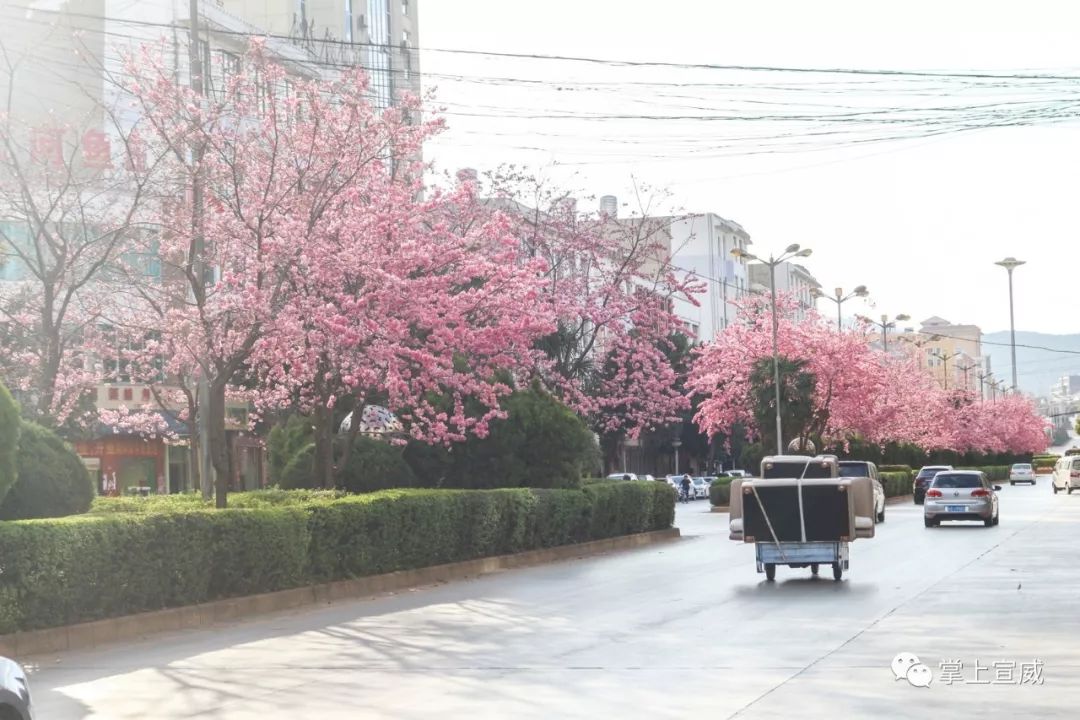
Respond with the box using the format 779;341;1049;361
688;294;1048;455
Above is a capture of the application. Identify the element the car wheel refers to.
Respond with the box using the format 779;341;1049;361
924;517;936;528
1054;484;1059;494
915;497;924;505
994;514;1000;526
832;563;843;581
1069;488;1074;495
810;563;819;575
984;517;994;527
1010;481;1015;486
764;563;776;581
877;510;885;523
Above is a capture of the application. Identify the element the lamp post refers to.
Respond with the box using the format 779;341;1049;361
931;350;963;390
859;313;912;352
811;285;869;331
956;361;978;393
672;439;682;475
976;371;991;401
732;243;813;455
994;257;1025;391
898;334;941;369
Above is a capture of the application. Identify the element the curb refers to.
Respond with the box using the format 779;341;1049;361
710;505;729;513
885;494;914;504
0;528;680;660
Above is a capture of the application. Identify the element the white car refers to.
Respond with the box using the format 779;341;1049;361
691;476;710;499
1052;456;1080;494
1008;463;1035;485
606;472;639;481
838;460;886;523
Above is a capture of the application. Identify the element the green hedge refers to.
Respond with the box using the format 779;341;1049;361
0;383;19;505
879;471;911;498
709;477;733;506
0;483;673;634
879;464;912;474
0;422;95;520
1033;455;1059;470
957;466;1009;482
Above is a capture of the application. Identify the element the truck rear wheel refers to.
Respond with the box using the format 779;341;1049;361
764;563;776;581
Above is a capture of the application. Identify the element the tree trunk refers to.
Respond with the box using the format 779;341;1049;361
208;379;231;508
312;403;336;489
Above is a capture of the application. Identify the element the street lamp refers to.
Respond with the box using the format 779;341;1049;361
672;439;682;475
994;257;1025;391
731;243;813;455
811;285;869;331
858;313;911;352
898;334;941;368
931;350;963;390
956;361;978;393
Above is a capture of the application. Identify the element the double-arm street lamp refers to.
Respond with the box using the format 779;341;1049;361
731;243;813;455
994;257;1025;392
931;350;963;390
811;285;869;330
859;313;911;352
956;361;979;394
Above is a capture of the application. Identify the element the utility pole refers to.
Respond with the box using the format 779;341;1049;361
188;0;214;502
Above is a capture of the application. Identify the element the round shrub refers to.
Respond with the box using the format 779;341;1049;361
0;421;94;520
0;382;18;505
279;443;316;489
337;437;416;493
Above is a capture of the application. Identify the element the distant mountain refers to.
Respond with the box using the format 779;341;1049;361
982;331;1080;397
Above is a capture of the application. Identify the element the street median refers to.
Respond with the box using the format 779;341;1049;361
0;483;677;653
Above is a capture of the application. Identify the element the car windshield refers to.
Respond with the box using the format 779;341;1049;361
837;463;871;478
932;474;983;489
918;467;948;476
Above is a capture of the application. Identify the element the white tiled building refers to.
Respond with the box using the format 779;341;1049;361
748;261;822;324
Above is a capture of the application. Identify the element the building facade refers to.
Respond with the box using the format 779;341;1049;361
1;0;421;494
897;317;985;394
748;261;822;324
666;213;753;342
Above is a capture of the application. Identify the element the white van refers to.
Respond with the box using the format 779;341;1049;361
1052;456;1080;494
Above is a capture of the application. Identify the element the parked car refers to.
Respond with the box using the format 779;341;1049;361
1052;456;1080;494
606;472;639;481
0;656;33;720
690;476;710;499
913;465;953;504
1009;463;1036;485
924;471;1000;527
837;460;886;523
726;469;749;479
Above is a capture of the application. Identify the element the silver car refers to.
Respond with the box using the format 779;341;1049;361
0;656;33;720
1009;463;1036;485
924;471;1000;528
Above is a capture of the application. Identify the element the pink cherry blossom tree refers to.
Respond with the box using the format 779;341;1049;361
481;172;701;467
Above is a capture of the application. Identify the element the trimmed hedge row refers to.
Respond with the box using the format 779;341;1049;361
879;471;911;498
709;477;734;506
0;483;674;634
957;466;1009;482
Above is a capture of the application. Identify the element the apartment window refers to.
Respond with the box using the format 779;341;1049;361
108;387;119;401
122;388;133;401
142;388;152;402
344;0;354;42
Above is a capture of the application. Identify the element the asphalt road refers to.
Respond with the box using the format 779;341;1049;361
28;477;1080;719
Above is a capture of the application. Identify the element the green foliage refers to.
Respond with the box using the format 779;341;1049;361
0;383;18;506
709;477;734;506
879;465;912;474
739;442;766;478
267;415;313;485
879;471;912;498
0;422;94;520
749;356;816;453
280;443;316;489
1033;454;1060;470
439;386;599;489
337;437;417;493
278;438;417;493
0;482;673;633
957;466;1009;482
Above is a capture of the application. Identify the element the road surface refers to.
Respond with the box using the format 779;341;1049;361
28;478;1080;719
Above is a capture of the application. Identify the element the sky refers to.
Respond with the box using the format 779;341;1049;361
418;0;1080;340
